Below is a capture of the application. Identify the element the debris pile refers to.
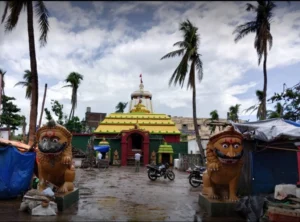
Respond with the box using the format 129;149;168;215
19;188;57;216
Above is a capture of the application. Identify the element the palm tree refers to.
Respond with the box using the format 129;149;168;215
161;20;205;164
233;0;276;120
227;104;241;123
115;102;128;113
244;90;264;120
14;70;32;99
208;110;219;134
2;1;50;146
63;72;83;120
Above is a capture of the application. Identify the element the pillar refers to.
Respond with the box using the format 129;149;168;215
143;142;149;166
169;155;173;164
296;142;300;185
121;142;127;166
158;153;162;164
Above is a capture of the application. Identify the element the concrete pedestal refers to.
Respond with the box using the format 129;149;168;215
55;188;79;211
199;193;239;217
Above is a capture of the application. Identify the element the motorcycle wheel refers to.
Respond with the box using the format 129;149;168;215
148;169;157;181
189;174;201;188
167;171;175;181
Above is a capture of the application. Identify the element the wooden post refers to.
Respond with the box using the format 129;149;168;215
38;84;47;128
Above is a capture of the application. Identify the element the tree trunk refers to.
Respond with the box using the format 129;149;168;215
22;118;27;142
38;83;47;127
262;46;268;120
191;62;205;165
27;1;39;146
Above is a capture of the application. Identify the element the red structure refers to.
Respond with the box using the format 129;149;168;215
121;129;150;166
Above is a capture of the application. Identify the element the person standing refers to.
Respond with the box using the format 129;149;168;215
135;152;141;172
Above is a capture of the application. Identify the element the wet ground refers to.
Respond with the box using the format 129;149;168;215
0;162;245;221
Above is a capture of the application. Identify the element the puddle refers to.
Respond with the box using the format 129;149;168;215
97;196;168;221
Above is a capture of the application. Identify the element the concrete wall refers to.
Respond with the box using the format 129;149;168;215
187;139;209;155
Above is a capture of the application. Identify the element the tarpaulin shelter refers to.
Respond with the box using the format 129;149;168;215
231;118;300;195
0;146;36;199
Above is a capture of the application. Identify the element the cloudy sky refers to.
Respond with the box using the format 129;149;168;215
0;1;300;130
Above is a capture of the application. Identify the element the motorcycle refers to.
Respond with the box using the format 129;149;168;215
146;163;175;181
187;164;206;188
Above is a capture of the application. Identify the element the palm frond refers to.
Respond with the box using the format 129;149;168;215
161;49;185;60
4;1;24;32
168;50;189;88
195;55;203;82
14;81;28;87
246;3;257;11
173;41;191;49
62;84;72;88
243;105;258;114
1;2;9;23
268;32;273;50
35;1;49;47
233;21;257;42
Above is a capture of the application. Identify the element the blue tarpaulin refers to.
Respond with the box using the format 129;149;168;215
0;146;36;199
94;145;110;153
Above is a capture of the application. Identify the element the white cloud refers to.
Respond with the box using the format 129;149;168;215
1;1;300;134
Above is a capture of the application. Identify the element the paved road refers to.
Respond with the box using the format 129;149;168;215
0;165;245;221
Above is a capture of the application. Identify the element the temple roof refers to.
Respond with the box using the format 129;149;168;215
94;113;180;135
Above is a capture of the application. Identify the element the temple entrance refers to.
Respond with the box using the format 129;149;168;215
126;132;144;165
162;153;170;164
121;129;150;166
131;133;143;150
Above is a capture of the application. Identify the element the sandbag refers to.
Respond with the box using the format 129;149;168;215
0;146;36;199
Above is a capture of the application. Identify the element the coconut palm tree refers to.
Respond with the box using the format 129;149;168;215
208;110;219;134
233;0;276;120
14;70;32;99
244;90;264;120
63;72;83;120
161;19;205;164
2;1;50;146
227;104;241;123
115;102;128;113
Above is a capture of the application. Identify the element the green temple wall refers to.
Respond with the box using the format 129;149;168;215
71;135;187;163
71;134;91;153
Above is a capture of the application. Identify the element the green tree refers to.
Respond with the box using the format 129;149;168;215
63;72;84;120
14;70;32;99
208;110;219;134
2;1;50;146
44;100;64;125
267;102;283;119
115;102;128;113
268;85;300;121
0;95;23;131
244;90;264;120
44;108;52;121
64;116;83;133
161;20;205;164
233;1;276;120
227;104;241;122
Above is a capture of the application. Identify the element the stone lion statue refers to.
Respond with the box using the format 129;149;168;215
202;126;244;201
36;120;75;193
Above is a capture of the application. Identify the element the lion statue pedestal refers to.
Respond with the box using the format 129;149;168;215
199;126;244;217
36;120;79;211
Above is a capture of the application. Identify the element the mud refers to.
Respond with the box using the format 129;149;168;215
0;163;245;221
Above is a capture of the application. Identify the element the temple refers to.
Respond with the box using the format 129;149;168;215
94;74;184;166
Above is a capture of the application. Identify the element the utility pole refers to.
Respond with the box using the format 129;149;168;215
38;84;47;128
